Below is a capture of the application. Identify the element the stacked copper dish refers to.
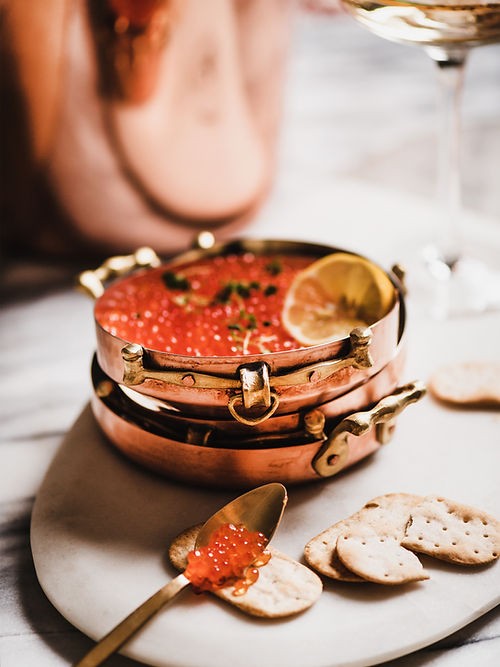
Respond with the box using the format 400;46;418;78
79;237;425;489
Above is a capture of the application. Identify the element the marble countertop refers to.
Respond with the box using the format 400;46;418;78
1;9;500;667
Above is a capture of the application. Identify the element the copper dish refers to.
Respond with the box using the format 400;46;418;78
92;356;425;488
80;237;425;488
80;238;405;424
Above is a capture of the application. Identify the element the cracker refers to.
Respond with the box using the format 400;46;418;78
402;496;500;566
169;525;323;618
429;362;500;408
304;517;366;582
359;493;423;540
304;493;422;582
336;532;429;585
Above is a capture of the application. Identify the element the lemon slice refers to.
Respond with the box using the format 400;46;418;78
282;252;396;346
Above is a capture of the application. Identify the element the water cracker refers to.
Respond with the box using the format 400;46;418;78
336;532;429;585
429;362;500;408
402;496;500;566
169;524;323;618
304;493;422;582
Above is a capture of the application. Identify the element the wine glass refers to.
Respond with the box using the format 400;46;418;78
340;0;500;317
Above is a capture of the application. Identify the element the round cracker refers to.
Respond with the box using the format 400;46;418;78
169;525;323;618
304;517;365;582
304;493;422;582
336;532;429;585
429;362;500;408
402;496;500;565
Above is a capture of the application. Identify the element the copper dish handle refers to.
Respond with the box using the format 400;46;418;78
121;328;372;389
77;247;161;299
120;328;373;425
77;235;214;299
312;381;427;477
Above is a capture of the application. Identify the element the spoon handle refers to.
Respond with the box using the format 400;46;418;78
74;573;191;667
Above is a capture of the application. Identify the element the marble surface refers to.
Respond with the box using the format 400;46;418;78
30;388;499;667
1;9;500;667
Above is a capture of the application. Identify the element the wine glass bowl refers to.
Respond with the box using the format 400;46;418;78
341;1;500;52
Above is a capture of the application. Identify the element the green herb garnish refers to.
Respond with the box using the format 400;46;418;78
214;280;259;304
245;313;258;330
162;271;190;291
265;259;282;276
235;283;251;298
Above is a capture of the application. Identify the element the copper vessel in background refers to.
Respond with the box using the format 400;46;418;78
2;0;292;256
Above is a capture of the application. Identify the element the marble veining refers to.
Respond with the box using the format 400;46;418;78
1;9;499;667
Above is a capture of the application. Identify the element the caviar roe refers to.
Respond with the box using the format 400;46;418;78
94;252;313;357
184;523;271;596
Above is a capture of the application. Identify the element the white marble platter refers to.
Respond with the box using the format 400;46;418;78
31;319;500;667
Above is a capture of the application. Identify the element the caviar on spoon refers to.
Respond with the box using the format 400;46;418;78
75;483;287;667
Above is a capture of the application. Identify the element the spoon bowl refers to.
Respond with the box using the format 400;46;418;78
197;482;287;547
75;483;287;667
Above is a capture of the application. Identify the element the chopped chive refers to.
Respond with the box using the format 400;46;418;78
246;313;258;330
264;284;278;296
236;283;251;298
265;259;282;276
215;279;260;303
214;283;235;303
162;271;190;291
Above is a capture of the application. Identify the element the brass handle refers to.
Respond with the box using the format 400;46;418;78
271;327;373;388
239;362;272;409
312;381;426;478
391;263;407;295
121;328;373;392
228;390;280;426
74;573;190;667
121;343;242;389
77;247;161;299
120;330;373;426
227;361;281;424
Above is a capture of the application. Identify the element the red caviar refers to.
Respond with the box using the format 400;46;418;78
94;252;313;356
184;523;271;595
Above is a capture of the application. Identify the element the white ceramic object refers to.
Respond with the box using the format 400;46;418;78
31;392;500;667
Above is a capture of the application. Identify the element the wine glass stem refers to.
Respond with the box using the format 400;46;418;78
432;52;467;268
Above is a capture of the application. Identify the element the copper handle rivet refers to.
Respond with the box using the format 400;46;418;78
304;409;326;439
182;374;195;386
122;343;143;362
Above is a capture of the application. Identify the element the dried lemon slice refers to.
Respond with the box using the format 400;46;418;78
282;252;396;346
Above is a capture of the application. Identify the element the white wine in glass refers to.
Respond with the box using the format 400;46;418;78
341;0;500;316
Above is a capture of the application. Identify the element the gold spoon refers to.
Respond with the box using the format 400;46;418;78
75;482;288;667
